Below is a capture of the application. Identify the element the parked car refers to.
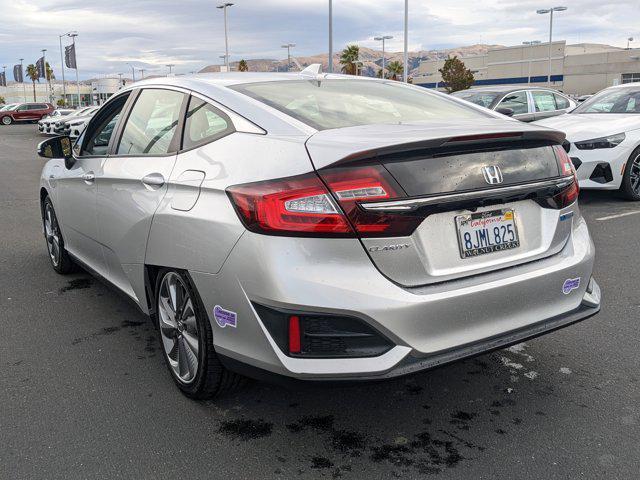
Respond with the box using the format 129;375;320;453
38;109;75;134
452;86;576;122
534;82;640;200
37;69;600;399
0;102;54;125
52;106;99;137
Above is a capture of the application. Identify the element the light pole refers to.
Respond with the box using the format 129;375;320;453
217;3;233;71
19;58;26;102
403;0;409;82
328;0;333;73
536;6;567;86
139;68;145;79
127;63;136;82
281;43;295;71
627;37;634;49
67;33;81;106
374;35;393;79
523;40;541;85
166;64;175;76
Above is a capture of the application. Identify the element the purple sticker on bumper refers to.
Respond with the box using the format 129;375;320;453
562;277;581;295
214;305;237;328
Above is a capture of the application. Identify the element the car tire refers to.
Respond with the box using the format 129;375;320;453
620;147;640;201
154;269;243;399
42;196;75;274
1;116;12;125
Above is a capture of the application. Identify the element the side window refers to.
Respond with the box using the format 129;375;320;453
532;91;557;112
81;93;130;156
183;97;234;149
17;105;29;111
498;91;529;115
554;94;570;110
117;89;186;155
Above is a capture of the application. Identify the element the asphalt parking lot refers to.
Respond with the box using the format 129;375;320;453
2;123;640;480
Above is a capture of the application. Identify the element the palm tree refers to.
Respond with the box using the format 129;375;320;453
340;45;360;75
386;61;403;81
238;59;249;72
26;64;39;101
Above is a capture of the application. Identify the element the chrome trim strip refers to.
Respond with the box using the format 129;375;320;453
361;177;574;212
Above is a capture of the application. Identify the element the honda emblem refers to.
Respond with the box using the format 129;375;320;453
482;165;504;185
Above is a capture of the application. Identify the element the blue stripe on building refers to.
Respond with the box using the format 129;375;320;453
418;74;564;88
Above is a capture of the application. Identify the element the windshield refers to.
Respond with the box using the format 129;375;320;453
451;91;502;108
0;104;19;112
573;87;640;114
231;79;487;130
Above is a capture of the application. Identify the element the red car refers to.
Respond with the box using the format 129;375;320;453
0;102;54;125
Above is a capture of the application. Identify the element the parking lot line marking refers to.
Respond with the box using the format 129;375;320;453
595;210;640;221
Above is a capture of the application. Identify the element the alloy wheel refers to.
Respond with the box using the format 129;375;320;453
630;154;640;195
1;116;11;125
44;203;61;267
157;272;200;384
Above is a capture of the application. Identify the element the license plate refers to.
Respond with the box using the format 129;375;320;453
455;209;520;259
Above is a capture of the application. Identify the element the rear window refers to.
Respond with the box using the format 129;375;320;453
231;79;486;130
452;91;502;108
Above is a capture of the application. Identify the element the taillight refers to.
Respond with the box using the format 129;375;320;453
226;173;354;236
319;165;424;237
553;144;579;208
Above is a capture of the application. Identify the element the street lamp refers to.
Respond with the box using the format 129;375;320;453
403;0;409;82
281;43;295;71
166;64;175;75
58;31;76;106
328;0;333;73
217;3;234;71
536;6;567;86
523;40;542;85
374;35;393;79
127;63;136;82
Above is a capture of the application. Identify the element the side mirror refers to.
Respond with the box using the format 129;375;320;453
496;107;515;117
37;136;76;169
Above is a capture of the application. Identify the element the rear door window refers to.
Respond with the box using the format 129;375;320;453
498;91;529;115
182;97;234;149
532;91;557;112
117;89;187;155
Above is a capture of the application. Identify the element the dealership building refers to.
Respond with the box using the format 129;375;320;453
0;77;124;106
414;42;640;95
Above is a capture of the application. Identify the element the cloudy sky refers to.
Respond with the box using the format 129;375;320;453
1;0;639;79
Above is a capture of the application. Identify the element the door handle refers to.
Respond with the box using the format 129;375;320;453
82;172;95;184
142;173;165;187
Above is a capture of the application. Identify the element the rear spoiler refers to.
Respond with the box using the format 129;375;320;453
305;124;566;170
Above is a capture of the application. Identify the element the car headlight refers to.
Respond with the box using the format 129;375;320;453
574;133;625;150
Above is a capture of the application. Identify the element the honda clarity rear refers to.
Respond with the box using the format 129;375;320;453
38;68;600;399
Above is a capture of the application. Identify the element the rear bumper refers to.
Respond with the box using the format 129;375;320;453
191;214;597;380
221;286;600;383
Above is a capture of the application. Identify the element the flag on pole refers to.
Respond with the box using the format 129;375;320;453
65;44;77;69
0;72;6;87
36;56;46;78
13;64;23;83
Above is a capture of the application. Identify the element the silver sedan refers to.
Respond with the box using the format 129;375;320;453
37;67;600;399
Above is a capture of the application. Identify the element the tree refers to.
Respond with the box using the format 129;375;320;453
340;44;360;75
26;64;39;101
438;56;474;93
238;59;249;72
56;99;66;107
0;95;5;105
386;60;403;81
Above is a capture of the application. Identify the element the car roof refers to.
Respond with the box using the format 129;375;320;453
455;86;565;94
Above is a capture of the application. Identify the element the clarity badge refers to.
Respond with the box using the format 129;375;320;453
214;305;237;328
562;277;581;295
